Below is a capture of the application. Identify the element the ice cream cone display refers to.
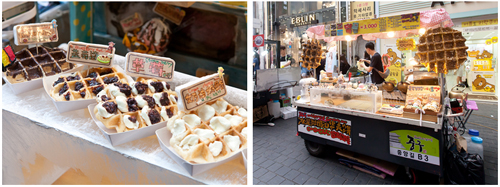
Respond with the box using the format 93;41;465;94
92;76;178;133
166;98;248;163
415;27;468;74
300;39;323;70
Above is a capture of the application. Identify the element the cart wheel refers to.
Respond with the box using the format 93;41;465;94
408;168;417;184
304;140;325;157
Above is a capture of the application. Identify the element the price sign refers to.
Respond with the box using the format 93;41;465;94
120;12;143;32
67;41;116;67
175;73;227;111
389;130;440;166
153;2;186;25
125;52;175;80
13;21;59;45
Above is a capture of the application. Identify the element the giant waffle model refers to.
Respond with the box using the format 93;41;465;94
416;27;468;74
300;39;323;70
93;77;179;133
50;67;130;101
166;99;248;163
5;46;75;83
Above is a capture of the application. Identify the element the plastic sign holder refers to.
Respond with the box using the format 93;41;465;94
66;41;116;67
124;52;175;81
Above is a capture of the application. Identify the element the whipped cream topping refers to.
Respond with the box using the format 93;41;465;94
179;134;199;150
170;95;177;104
96;89;108;103
209;141;223;157
241;127;248;138
131;82;139;95
123;115;139;129
182;114;201;128
171;119;187;136
153;93;163;106
135;95;147;108
115;96;128;112
223;135;241;152
237;108;247;118
147;80;156;93
108;84;126;98
211;100;228;114
140;106;152;126
96;102;113;118
194;128;215;142
162;82;169;91
197;105;215;121
224;114;243;127
160;106;169;121
209;117;231;134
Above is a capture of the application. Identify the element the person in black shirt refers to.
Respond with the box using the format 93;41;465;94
339;54;350;75
280;46;292;68
361;42;384;84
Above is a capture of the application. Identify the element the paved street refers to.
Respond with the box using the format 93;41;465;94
253;101;498;185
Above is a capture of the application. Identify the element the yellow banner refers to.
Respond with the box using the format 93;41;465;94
472;59;494;71
385;65;402;84
462;19;498;28
338;13;420;36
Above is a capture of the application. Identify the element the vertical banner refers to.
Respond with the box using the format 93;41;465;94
383;44;402;84
350;1;375;21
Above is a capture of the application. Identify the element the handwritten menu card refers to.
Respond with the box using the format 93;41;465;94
175;73;227;111
13;21;59;45
125;52;175;80
67;41;115;67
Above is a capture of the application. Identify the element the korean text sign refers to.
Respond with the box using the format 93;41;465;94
177;74;227;111
67;41;115;67
125;52;175;80
298;111;352;146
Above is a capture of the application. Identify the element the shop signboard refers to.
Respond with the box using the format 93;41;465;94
125;52;175;80
153;2;186;25
13;21;59;45
383;44;403;84
176;73;227;111
253;34;264;47
470;71;496;93
350;1;375;21
396;38;416;51
338;13;420;36
461;19;498;28
67;41;116;67
472;59;494;72
290;13;319;27
389;130;440;166
298;111;352;146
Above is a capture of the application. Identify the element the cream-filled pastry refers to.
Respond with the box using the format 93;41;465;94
115;96;128;112
209;117;231;134
123;115;139;129
209;141;223;157
223;135;241;152
171;119;187;136
179;134;199;150
194;128;215;142
197;105;215;121
183;114;201;128
224;114;243;127
211;100;228;114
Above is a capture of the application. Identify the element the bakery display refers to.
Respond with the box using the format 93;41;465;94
50;67;130;101
300;39;322;70
93;77;178;133
166;99;247;163
5;46;75;84
310;86;383;113
416;27;468;74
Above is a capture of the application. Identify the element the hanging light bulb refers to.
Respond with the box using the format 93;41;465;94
387;32;395;38
419;28;426;35
346;35;352;41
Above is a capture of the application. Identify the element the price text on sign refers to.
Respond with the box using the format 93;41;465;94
125;52;175;80
67;41;115;67
179;74;227;111
339;13;420;36
298;111;352;146
389;130;440;166
13;22;59;45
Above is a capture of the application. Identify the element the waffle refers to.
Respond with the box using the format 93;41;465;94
50;67;130;101
93;77;179;133
5;46;75;84
300;39;322;70
166;98;248;163
415;27;468;74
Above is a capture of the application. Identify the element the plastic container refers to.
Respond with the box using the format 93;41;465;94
268;100;281;118
468;137;484;159
463;129;480;146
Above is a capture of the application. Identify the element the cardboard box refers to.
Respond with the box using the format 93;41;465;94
253;105;269;123
43;65;133;113
3;64;83;95
155;127;244;176
88;103;168;146
280;98;291;107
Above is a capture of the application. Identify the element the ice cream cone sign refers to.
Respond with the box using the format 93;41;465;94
218;67;224;78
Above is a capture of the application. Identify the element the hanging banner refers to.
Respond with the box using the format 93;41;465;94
384;44;403;84
397;38;416;51
337;13;420;36
350;1;375;21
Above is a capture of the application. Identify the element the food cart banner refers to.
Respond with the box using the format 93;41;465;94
335;13;420;36
389;130;440;166
298;111;352;146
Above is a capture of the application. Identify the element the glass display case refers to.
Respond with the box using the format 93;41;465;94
310;87;383;113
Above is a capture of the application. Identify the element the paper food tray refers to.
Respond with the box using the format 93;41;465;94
3;64;83;95
242;149;247;170
88;103;168;146
155;127;244;176
43;65;133;113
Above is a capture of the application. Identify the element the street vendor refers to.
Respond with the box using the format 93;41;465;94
360;42;384;85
